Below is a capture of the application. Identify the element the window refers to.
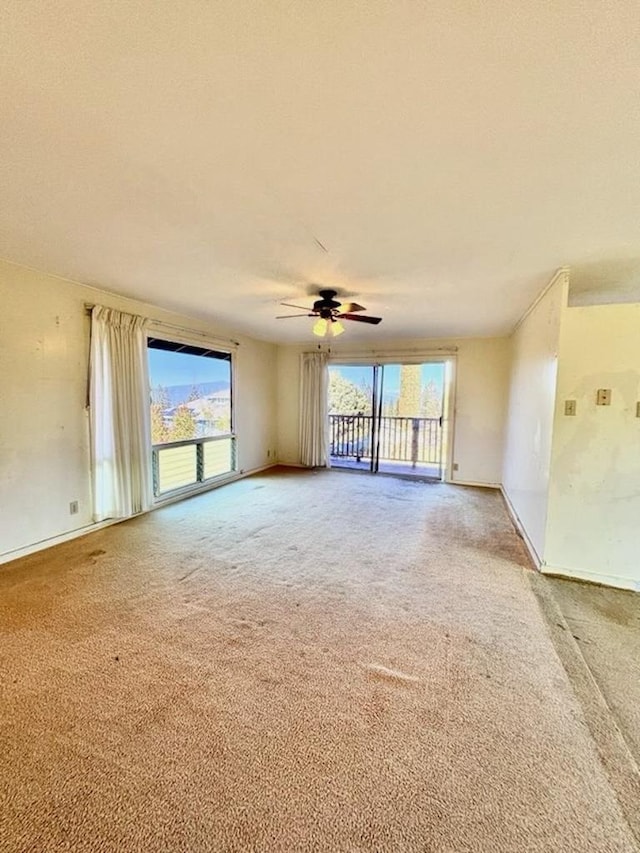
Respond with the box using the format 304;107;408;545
147;337;235;496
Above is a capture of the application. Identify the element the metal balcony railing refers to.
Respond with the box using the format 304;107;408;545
151;434;236;497
329;414;442;466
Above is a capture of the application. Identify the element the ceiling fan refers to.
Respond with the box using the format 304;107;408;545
276;289;382;337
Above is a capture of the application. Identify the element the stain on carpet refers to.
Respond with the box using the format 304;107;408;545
365;664;420;684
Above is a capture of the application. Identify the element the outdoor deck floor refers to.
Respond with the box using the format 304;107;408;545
330;456;442;479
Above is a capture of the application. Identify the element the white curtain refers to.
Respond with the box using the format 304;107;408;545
89;306;153;521
300;351;330;468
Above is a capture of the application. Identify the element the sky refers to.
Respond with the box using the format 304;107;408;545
148;348;443;396
331;363;445;397
148;349;230;389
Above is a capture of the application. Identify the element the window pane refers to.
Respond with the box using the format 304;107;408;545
203;438;234;480
148;343;232;445
157;445;198;493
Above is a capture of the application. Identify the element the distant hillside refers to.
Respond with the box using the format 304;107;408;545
151;381;229;408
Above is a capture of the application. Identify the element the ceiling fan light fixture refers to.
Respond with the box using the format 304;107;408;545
313;318;328;337
279;289;381;335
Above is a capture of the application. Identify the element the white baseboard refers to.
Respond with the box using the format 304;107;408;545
541;564;640;592
449;479;500;489
500;486;542;569
0;462;279;568
499;488;638;591
0;517;122;566
279;467;500;485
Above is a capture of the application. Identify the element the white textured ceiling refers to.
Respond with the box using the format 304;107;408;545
1;1;640;343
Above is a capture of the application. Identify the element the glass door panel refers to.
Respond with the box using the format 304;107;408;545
376;363;445;479
328;365;377;472
328;362;446;480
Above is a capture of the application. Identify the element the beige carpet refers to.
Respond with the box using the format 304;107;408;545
0;468;637;852
547;576;640;767
530;572;640;846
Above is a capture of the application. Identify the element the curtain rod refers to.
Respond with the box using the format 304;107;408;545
84;303;240;348
325;346;459;357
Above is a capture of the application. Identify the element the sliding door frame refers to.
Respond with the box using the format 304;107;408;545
328;352;457;482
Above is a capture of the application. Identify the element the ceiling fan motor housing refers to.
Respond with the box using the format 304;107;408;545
277;288;381;326
314;290;341;313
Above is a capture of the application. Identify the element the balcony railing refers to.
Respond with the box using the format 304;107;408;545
152;434;236;497
329;414;442;467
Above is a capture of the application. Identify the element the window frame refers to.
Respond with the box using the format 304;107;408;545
146;329;237;500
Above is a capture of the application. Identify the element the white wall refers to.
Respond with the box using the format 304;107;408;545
543;303;640;590
276;336;511;486
502;271;568;562
276;345;302;468
451;336;511;485
0;259;278;561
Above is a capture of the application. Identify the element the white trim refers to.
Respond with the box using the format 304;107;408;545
452;480;501;489
146;327;237;483
0;463;278;568
146;320;239;351
327;349;458;365
442;357;457;483
0;518;123;566
541;564;640;592
500;486;542;568
512;267;570;334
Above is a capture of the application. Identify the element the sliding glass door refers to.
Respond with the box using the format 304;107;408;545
328;362;447;479
327;364;380;473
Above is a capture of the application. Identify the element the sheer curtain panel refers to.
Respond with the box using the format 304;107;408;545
300;351;330;468
90;306;153;521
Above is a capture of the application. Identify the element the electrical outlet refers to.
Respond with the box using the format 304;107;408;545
453;462;459;471
69;500;79;515
596;388;611;406
564;400;576;416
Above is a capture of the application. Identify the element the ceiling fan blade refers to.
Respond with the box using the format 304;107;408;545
339;302;366;313
339;313;382;325
280;301;312;311
276;313;313;319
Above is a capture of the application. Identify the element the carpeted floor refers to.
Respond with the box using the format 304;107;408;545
547;576;640;767
0;468;637;852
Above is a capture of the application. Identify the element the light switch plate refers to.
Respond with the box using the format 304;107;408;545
564;400;576;416
596;388;611;406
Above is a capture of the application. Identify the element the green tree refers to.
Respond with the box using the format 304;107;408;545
420;379;442;418
150;385;171;444
201;401;216;434
170;405;197;440
214;413;231;434
398;365;421;417
328;371;371;414
151;404;170;444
